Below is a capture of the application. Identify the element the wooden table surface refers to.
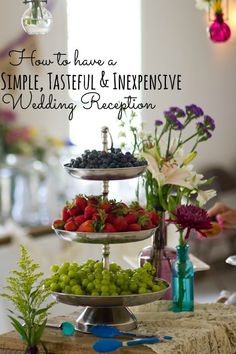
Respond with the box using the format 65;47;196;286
0;313;154;354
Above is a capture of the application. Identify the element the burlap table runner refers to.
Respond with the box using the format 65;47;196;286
133;301;236;354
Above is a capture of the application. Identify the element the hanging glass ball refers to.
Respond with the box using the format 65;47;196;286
208;13;231;43
21;2;53;35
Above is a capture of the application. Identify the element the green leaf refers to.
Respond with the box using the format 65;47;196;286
41;340;49;354
168;196;177;213
8;316;28;341
34;319;47;344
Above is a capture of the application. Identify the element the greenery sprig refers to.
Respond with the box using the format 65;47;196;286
1;246;55;354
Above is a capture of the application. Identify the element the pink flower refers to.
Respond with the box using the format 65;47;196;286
0;109;16;123
169;204;212;240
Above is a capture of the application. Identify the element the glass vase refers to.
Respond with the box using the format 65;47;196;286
139;211;176;300
172;244;194;312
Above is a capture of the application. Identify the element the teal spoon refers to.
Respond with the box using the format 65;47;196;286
93;337;170;353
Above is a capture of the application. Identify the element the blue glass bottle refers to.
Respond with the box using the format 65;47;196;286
172;244;194;312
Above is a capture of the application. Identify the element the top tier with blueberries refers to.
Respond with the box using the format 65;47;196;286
64;148;147;169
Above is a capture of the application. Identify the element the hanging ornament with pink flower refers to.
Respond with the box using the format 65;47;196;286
195;0;231;43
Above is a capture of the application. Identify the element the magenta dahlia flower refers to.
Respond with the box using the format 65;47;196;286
170;204;212;241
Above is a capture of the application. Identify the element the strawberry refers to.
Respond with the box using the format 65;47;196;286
62;206;70;222
125;212;138;225
138;214;154;230
128;223;141;231
74;215;86;226
149;211;159;226
112;202;129;216
64;220;77;232
113;216;128;232
87;196;101;206
100;200;113;213
53;219;65;229
84;205;97;219
106;213;116;224
78;220;95;233
102;223;117;233
75;195;87;211
68;205;81;217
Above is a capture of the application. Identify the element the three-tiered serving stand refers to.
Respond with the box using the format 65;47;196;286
52;127;169;333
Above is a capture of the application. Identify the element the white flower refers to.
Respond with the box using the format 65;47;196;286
197;189;216;206
142;151;193;189
195;0;209;11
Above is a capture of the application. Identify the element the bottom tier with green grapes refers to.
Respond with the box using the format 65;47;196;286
49;194;169;332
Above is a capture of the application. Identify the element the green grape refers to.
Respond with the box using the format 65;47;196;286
91;291;99;296
101;285;109;293
101;292;109;296
59;281;67;290
50;283;60;292
129;281;138;292
87;282;94;292
101;279;110;286
88;274;95;282
77;270;86;279
94;271;103;280
68;270;77;279
83;266;91;274
72;285;83;295
121;291;131;295
94;262;103;270
50;274;59;282
143;262;152;271
82;279;89;288
70;279;77;287
64;285;72;294
102;269;110;277
60;274;70;284
51;264;59;273
86;259;94;265
109;284;117;292
109;263;119;272
138;287;147;294
111;292;119;296
152;284;162;292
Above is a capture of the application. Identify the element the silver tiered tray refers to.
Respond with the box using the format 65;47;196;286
51;126;168;333
63;165;147;181
52;281;170;332
53;227;156;244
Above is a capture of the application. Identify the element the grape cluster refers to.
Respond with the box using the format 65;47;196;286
45;260;167;296
64;149;147;169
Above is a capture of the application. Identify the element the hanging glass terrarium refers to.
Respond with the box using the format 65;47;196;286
21;0;53;35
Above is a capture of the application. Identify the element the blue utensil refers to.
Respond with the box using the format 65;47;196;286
93;337;169;353
46;321;75;336
91;325;157;339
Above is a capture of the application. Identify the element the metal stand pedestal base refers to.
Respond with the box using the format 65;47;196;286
76;306;137;333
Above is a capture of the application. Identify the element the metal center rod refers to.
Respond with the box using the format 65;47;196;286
101;126;110;269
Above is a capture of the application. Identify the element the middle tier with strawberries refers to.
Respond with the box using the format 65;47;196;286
53;195;159;244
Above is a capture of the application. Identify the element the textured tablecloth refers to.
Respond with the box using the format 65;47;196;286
133;301;236;354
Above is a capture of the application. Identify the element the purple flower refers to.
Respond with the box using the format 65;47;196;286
196;122;212;140
155;119;163;126
170;106;185;118
186;104;204;118
164;111;183;130
204;115;215;131
0;109;16;123
173;120;184;130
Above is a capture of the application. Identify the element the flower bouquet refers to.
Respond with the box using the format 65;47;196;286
119;104;216;297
